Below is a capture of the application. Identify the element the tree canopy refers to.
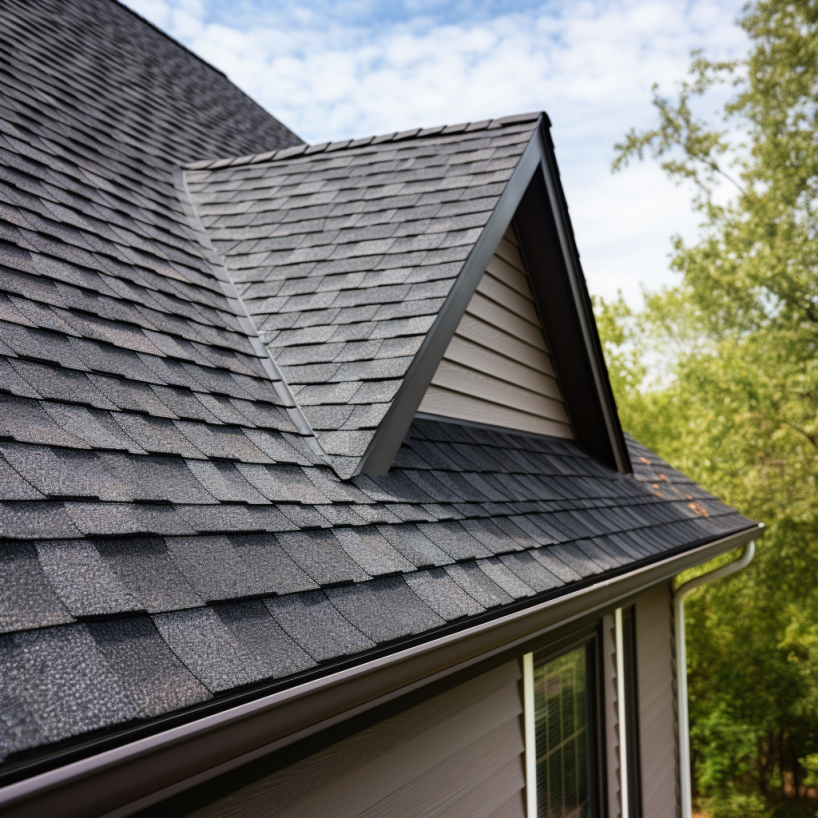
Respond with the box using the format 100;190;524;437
598;1;818;814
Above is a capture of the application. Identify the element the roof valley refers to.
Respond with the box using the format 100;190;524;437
174;170;331;465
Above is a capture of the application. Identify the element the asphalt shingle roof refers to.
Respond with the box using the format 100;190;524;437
0;413;754;763
184;117;541;477
0;0;756;771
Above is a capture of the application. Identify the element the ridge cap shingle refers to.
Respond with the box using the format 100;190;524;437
183;112;546;172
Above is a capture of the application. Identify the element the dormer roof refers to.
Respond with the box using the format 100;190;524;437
184;115;629;477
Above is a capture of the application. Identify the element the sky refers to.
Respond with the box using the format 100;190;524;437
124;0;748;306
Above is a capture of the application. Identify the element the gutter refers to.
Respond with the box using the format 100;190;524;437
673;534;759;818
0;523;761;818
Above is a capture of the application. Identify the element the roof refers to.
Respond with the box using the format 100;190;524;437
183;116;543;477
0;0;756;779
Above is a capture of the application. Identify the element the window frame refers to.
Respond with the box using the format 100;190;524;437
523;630;605;818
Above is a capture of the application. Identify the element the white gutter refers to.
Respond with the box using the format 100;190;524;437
674;538;758;818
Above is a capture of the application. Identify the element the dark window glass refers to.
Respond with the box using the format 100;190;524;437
534;643;594;818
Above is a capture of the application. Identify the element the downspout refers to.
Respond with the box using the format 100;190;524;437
615;607;629;818
674;540;757;818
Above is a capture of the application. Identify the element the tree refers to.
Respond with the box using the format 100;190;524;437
599;1;818;814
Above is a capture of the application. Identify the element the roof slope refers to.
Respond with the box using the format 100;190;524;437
0;422;753;767
0;0;328;539
0;0;756;778
184;117;542;477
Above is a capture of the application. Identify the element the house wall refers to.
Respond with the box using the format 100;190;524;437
186;660;526;818
184;585;678;818
635;582;678;818
418;225;574;439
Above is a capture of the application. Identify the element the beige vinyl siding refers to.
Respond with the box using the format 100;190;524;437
187;661;526;818
635;583;678;818
418;225;574;439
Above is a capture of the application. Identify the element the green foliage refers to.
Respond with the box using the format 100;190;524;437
600;1;818;815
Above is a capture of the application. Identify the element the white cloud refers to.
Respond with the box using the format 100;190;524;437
124;0;747;305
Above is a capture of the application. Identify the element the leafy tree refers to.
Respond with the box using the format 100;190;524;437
597;1;818;814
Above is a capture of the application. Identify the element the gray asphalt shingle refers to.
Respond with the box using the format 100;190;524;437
88;617;210;718
0;0;757;771
326;577;444;643
266;590;374;662
0;543;72;633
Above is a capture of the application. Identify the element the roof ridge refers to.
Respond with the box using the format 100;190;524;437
184;112;547;172
111;0;304;144
112;0;228;80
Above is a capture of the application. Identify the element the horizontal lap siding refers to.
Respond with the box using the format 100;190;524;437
189;661;526;818
418;225;574;439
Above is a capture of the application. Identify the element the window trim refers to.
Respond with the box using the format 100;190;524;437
620;606;642;818
523;630;604;818
607;606;643;818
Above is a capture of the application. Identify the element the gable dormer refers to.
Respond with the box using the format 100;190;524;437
185;113;629;478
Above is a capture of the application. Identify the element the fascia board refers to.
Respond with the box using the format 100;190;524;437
354;119;546;475
533;129;632;473
0;523;762;818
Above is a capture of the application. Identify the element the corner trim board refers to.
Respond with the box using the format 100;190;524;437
0;524;762;818
615;607;629;818
522;652;537;818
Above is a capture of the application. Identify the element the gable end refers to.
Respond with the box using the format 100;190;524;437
418;225;574;439
358;124;629;475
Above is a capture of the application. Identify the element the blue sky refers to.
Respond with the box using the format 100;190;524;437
125;0;748;306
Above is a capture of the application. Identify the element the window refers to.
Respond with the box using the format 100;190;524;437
524;640;598;818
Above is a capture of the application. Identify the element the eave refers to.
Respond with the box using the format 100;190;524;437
0;523;762;818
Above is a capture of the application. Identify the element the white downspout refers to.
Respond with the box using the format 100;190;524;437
674;540;756;818
615;608;629;818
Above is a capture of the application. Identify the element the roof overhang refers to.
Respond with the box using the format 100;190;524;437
0;523;762;818
357;118;631;475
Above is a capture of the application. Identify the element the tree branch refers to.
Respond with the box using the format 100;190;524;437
782;421;818;451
